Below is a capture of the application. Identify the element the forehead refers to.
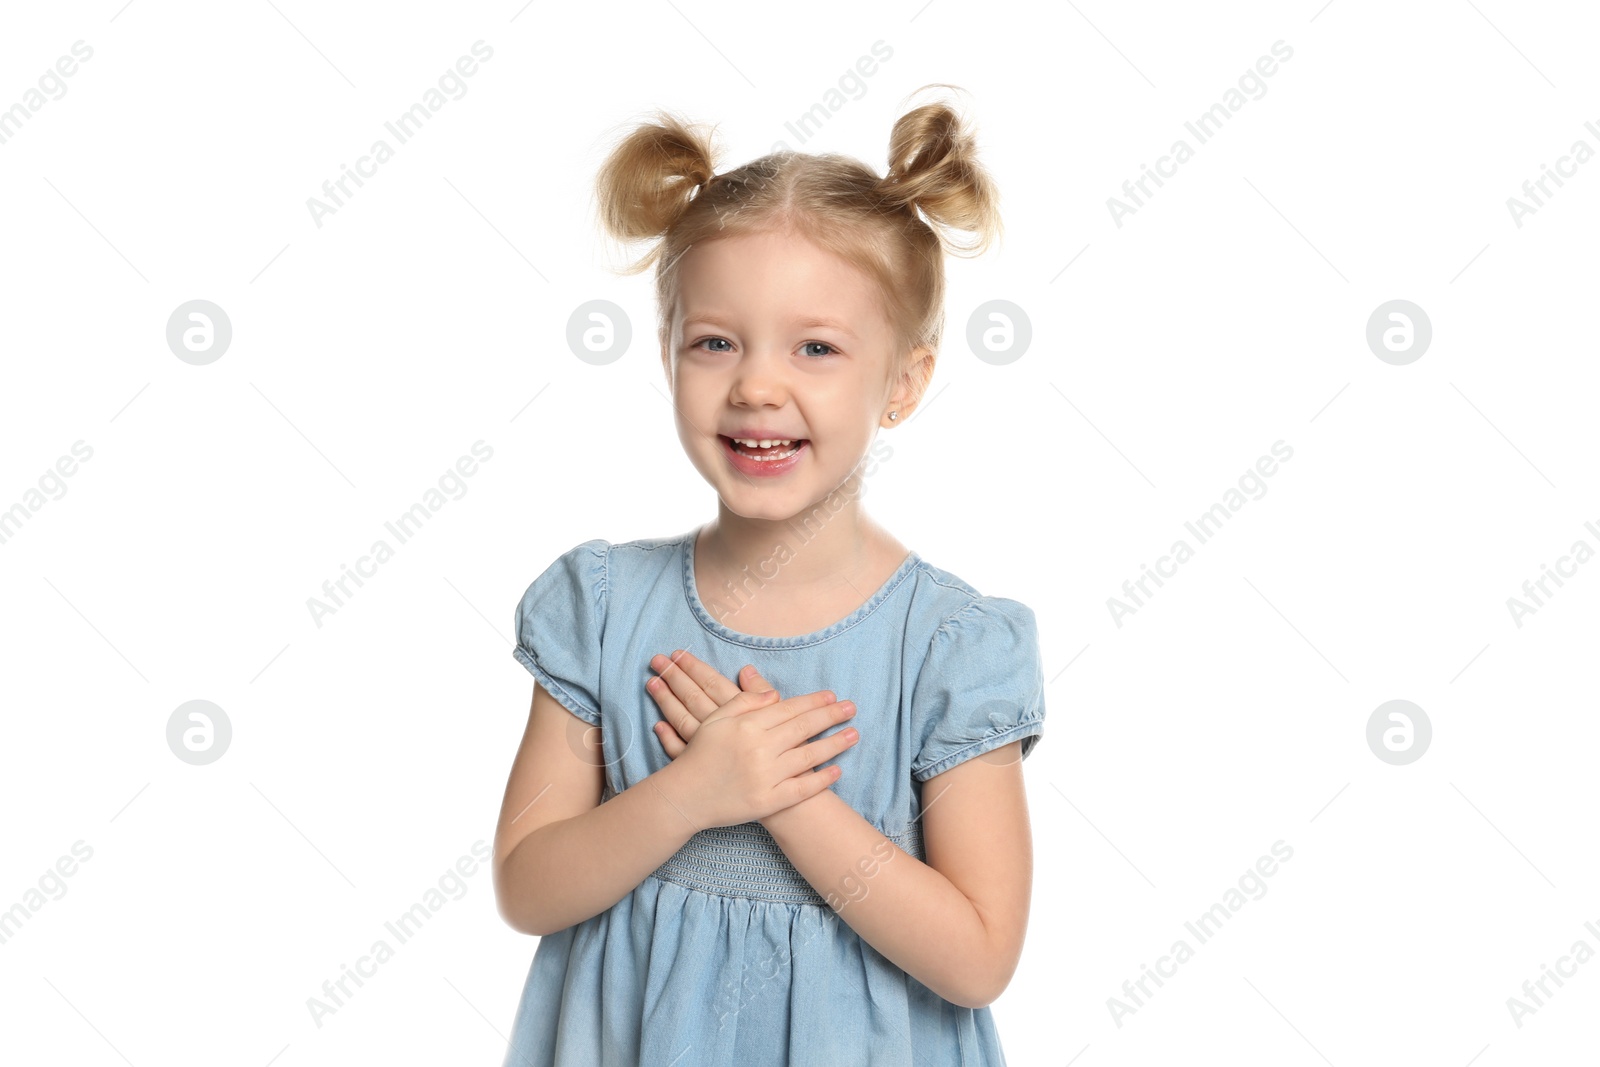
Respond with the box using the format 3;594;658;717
673;231;888;330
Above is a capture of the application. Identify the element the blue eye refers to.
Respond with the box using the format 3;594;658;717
692;337;836;357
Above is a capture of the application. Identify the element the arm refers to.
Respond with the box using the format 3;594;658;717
643;651;1035;1008
493;681;703;937
760;741;1033;1009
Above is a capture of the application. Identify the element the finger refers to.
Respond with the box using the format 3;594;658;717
754;688;838;727
776;764;843;809
738;663;777;693
645;673;700;741
649;651;718;723
703;685;781;724
653;719;688;759
650;649;728;721
781;725;860;777
668;649;744;705
783;701;857;748
665;648;743;706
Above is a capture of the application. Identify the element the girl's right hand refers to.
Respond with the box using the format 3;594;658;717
660;687;859;829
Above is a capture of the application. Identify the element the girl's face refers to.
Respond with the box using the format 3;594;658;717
665;229;908;522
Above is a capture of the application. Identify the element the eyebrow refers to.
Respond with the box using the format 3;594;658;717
681;312;858;340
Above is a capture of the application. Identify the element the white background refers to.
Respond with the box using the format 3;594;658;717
1;1;1597;1064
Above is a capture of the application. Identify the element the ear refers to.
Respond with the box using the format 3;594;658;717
884;345;934;425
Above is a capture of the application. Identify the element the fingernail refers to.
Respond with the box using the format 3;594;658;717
844;728;858;740
671;649;685;662
841;701;855;713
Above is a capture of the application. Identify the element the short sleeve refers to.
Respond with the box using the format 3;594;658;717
910;596;1046;782
512;539;609;727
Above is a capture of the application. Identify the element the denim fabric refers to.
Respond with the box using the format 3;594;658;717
503;525;1046;1067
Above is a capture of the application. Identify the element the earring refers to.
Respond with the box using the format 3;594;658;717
888;411;898;421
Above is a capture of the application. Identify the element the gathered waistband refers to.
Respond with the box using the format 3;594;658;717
649;819;926;907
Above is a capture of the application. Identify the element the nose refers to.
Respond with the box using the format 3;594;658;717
728;344;789;409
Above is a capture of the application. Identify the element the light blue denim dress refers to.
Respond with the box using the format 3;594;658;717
503;526;1046;1067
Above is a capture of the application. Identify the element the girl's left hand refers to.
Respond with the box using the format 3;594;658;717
646;650;777;759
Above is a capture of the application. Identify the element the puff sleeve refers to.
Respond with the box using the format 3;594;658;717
909;596;1046;782
512;539;609;727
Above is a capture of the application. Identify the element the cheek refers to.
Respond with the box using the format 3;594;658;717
814;398;875;441
676;417;710;457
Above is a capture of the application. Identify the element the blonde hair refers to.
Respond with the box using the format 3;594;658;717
593;85;1001;410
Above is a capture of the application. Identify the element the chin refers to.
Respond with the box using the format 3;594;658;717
723;494;805;521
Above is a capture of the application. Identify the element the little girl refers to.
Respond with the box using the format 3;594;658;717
494;88;1047;1067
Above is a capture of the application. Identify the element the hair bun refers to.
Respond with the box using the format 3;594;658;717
595;111;718;266
879;88;1000;255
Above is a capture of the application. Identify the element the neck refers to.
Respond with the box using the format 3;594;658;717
698;478;886;590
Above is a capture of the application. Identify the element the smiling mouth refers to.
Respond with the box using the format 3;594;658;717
719;436;808;461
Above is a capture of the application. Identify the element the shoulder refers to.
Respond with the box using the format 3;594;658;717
523;529;696;608
604;528;692;562
595;528;693;589
531;538;611;594
516;539;610;624
902;558;1046;781
899;555;1040;652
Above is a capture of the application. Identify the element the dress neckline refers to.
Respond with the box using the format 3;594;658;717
680;524;920;649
